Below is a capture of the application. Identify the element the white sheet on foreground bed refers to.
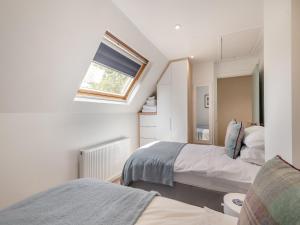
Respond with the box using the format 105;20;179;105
136;196;237;225
174;144;260;193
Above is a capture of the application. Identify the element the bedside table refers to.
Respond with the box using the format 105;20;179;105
223;193;246;217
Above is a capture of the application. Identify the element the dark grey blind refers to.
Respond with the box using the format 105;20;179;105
93;43;141;78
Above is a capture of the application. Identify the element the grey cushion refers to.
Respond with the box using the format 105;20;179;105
224;119;244;159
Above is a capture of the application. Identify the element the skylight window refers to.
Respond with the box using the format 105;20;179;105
78;31;148;101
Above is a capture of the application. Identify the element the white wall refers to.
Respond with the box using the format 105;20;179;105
0;0;167;208
292;0;300;167
0;0;167;113
264;0;300;165
0;113;137;208
196;86;209;127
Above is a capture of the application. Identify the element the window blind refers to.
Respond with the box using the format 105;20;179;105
93;43;141;78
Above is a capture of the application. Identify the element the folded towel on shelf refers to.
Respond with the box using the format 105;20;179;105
146;99;157;106
143;105;156;110
142;104;157;113
141;96;157;112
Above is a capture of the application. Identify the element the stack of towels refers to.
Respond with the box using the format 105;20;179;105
142;96;157;113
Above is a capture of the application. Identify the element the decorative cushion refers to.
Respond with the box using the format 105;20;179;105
224;119;245;159
238;156;300;225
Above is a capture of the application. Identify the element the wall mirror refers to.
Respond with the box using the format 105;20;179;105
194;86;210;143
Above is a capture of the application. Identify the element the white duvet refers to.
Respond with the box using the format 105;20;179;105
136;196;237;225
174;144;260;184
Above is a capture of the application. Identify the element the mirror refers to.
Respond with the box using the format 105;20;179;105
195;86;210;143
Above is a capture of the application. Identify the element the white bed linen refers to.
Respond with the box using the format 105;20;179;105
174;144;261;193
136;196;238;225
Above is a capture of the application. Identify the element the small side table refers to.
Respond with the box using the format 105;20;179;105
223;193;246;217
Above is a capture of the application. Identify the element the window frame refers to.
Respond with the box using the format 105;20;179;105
77;31;149;101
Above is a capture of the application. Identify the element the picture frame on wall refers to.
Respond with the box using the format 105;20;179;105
204;94;209;108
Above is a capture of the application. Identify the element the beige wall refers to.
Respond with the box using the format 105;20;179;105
217;75;253;145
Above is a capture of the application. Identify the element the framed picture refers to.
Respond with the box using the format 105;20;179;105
204;94;209;108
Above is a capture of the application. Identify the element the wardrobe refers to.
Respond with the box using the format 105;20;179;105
157;59;192;143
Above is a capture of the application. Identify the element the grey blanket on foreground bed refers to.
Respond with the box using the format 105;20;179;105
0;179;157;225
122;141;186;186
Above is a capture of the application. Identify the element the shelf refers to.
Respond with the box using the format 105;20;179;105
138;112;157;115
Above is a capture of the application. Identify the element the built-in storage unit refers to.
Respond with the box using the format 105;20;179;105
138;112;157;146
156;59;192;142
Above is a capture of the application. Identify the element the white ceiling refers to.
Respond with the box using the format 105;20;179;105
112;0;263;62
221;27;263;61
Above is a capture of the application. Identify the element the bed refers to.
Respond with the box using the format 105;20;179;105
174;143;260;193
0;179;237;225
122;141;260;210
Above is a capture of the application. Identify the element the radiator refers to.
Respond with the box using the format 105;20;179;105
79;137;130;181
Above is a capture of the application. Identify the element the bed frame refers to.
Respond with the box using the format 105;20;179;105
130;181;226;212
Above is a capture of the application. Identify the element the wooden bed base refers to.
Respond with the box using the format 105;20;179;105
130;181;226;212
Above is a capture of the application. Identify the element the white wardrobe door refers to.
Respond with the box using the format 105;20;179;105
157;84;171;141
170;61;188;142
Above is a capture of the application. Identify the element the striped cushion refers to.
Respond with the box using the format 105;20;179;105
238;156;300;225
224;120;244;159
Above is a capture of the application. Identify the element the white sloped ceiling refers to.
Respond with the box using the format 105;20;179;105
0;0;167;113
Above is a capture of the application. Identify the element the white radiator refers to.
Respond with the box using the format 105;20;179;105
79;137;130;181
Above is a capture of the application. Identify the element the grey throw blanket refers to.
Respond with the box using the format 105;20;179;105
122;141;186;186
0;179;157;225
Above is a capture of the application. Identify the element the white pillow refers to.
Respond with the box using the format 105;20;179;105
244;126;264;136
240;146;265;166
244;127;265;149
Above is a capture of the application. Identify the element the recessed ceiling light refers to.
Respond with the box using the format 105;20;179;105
174;24;181;30
190;56;194;59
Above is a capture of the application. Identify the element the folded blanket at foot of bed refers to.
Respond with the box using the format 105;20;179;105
0;179;158;225
122;141;186;186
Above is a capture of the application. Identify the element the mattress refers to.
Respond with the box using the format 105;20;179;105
136;196;238;225
174;144;261;193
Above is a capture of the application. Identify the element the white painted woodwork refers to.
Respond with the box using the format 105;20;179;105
139;115;157;127
157;60;190;142
139;114;157;146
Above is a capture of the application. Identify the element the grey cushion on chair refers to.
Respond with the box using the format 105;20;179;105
224;119;245;159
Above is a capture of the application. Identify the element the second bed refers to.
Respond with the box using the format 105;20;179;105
122;141;260;210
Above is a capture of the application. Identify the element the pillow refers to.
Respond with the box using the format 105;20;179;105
238;156;300;225
224;120;245;159
244;129;265;149
240;145;265;166
244;125;264;137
